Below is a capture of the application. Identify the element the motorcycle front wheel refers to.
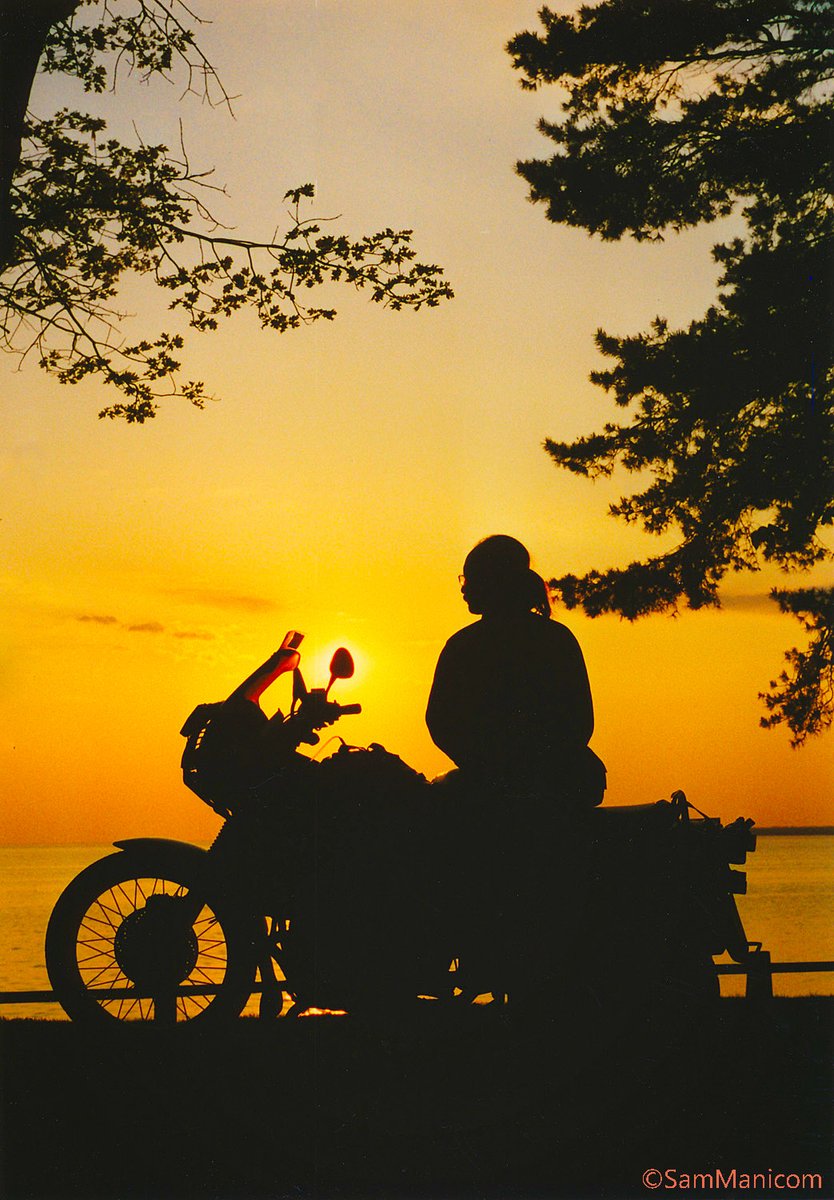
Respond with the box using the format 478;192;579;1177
45;849;258;1025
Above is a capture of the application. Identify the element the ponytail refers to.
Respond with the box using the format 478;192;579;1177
527;569;551;618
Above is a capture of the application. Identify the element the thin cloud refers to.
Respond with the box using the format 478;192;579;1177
76;612;214;642
719;592;779;613
166;587;278;613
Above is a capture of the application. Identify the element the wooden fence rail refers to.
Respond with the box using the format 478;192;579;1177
1;962;833;1008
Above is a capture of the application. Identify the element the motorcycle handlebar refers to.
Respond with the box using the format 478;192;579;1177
338;703;362;716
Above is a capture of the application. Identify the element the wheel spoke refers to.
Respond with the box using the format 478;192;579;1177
80;962;124;988
197;947;228;962
113;882;138;912
192;966;223;984
76;946;119;966
78;967;123;988
89;898;125;932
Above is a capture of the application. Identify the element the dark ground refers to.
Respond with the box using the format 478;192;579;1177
1;998;831;1200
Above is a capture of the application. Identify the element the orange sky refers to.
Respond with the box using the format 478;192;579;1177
1;0;831;845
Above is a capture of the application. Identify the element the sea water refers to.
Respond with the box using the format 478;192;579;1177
1;835;832;1019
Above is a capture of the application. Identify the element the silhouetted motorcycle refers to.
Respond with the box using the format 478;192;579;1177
45;633;758;1024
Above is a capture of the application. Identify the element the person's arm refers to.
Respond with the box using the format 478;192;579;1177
426;640;479;767
547;623;594;749
569;629;594;744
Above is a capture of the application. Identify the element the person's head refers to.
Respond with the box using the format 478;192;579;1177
459;535;551;617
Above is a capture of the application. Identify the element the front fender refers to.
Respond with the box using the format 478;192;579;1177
113;837;207;861
111;838;214;892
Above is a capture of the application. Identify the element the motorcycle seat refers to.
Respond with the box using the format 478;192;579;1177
590;800;677;837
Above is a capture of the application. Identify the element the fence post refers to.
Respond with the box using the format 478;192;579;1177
745;948;773;1002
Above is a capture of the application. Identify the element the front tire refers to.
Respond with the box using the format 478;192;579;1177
45;849;258;1025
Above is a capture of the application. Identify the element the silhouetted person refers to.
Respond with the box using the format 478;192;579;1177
426;535;596;999
427;535;593;792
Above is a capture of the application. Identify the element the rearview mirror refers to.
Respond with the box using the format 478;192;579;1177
329;647;354;683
